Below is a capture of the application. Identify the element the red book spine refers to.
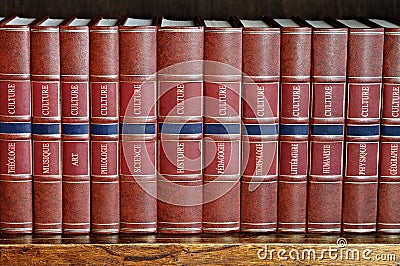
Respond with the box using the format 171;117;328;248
343;25;384;233
90;17;120;234
0;16;33;234
308;25;348;233
31;17;62;234
203;23;242;233
241;24;280;232
277;25;311;233
119;19;157;233
157;20;204;234
378;26;400;233
60;18;90;234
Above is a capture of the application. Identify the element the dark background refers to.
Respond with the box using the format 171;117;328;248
0;0;397;19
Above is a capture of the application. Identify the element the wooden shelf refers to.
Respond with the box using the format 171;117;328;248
0;234;399;265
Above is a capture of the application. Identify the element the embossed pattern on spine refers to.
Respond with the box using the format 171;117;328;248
340;19;384;233
119;17;158;233
31;17;63;234
308;21;347;234
60;17;91;234
276;20;312;233
157;18;204;234
203;20;242;233
240;19;280;233
89;17;120;234
374;20;400;233
0;16;33;234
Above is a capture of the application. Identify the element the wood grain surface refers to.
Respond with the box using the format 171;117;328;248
0;0;397;19
0;234;399;265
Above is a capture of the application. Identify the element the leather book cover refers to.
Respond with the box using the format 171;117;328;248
157;17;204;234
239;18;280;232
369;19;400;233
90;16;120;234
60;17;91;234
306;19;347;233
337;19;384;233
119;17;157;233
202;18;242;233
31;16;63;234
274;18;311;233
0;15;35;234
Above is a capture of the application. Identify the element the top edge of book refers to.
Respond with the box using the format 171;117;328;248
124;17;153;26
69;18;91;26
273;18;300;27
161;19;195;27
306;20;333;28
240;19;269;28
204;20;232;27
337;19;370;28
39;18;64;27
5;16;35;25
97;18;119;26
369;19;400;28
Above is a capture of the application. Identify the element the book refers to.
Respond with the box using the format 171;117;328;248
238;18;280;232
31;16;63;234
369;19;400;233
157;18;204;234
0;15;35;234
202;18;242;233
337;19;384;233
89;16;120;234
306;19;348;233
60;17;91;234
119;17;158;233
274;18;312;233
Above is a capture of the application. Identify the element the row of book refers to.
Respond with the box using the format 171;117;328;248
0;14;399;234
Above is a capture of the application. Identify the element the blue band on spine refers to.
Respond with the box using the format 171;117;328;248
312;125;344;136
120;123;156;135
62;124;89;135
381;125;400;137
91;124;119;135
280;124;309;136
347;125;380;136
32;124;60;135
204;123;241;135
243;124;278;136
0;122;31;134
159;123;202;134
